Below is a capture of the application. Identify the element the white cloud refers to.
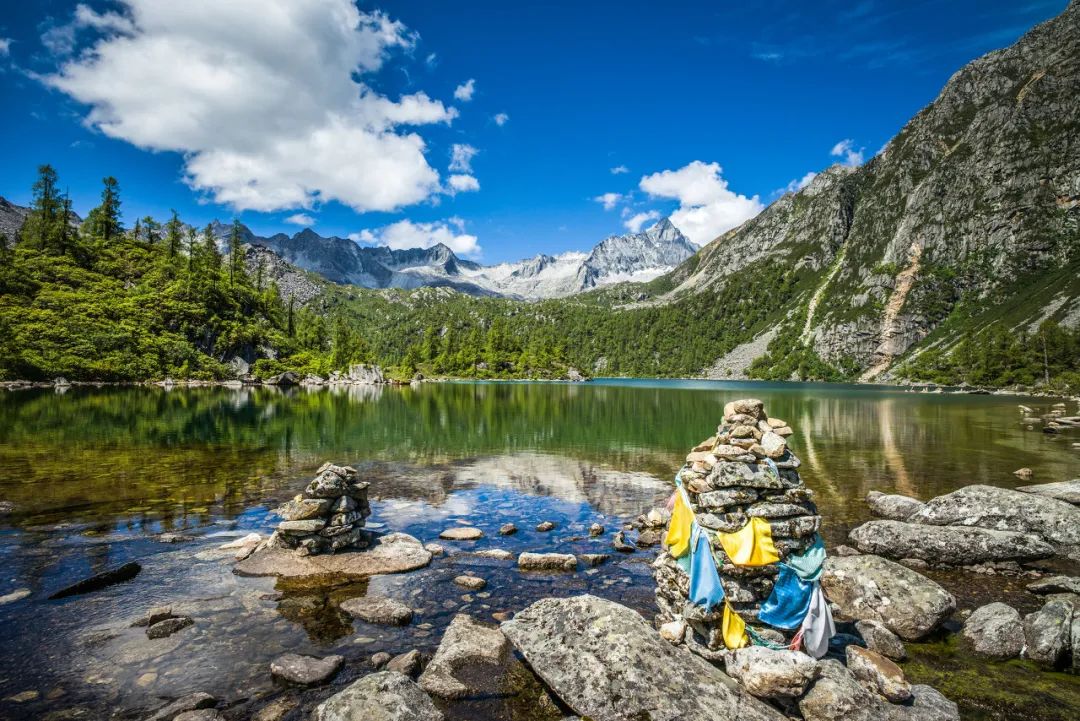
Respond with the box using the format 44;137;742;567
42;1;459;214
493;112;509;126
453;78;475;102
449;143;477;173
0;38;12;56
830;138;865;166
639;160;763;244
783;171;818;194
594;192;623;211
624;210;660;233
425;52;438;68
447;174;480;193
610;165;629;175
285;213;315;226
357;217;480;258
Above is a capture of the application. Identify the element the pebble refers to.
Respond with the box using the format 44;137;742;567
371;651;391;669
536;521;556;532
589;523;605;537
0;588;31;605
453;575;487;590
499;523;518;535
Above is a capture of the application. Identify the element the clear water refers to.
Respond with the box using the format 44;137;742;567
0;380;1077;720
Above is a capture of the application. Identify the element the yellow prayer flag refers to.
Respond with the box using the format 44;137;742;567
665;489;693;558
722;602;749;649
716;516;780;567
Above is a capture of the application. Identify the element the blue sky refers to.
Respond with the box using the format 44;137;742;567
0;0;1068;263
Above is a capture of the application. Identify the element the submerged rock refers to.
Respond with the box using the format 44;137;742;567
48;561;142;599
145;692;217;721
848;520;1054;565
517;552;577;572
725;646;819;699
314;671;443;721
500;594;785;721
270;653;343;686
911;484;1080;546
235;533;431;583
418;613;508;699
961;602;1024;659
147;616;194;639
821;555;955;640
340;595;414;626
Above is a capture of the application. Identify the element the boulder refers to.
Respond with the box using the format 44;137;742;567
1023;598;1074;666
855;620;907;661
314;671;443;721
270;653;343;686
235;533;431;583
961;602;1024;659
1016;479;1080;505
386;650;423;677
146;692;217;721
848;520;1054;565
821;555;956;640
418;614;508;698
340;595;414;626
500;594;785;721
174;711;220;721
866;491;925;521
910;484;1080;546
518;552;577;572
439;526;483;541
846;646;911;703
906;685;961;721
265;371;300;386
1027;575;1080;595
725;646;819;699
798;659;882;721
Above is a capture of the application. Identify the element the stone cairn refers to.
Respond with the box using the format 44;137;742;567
266;463;372;555
654;398;821;652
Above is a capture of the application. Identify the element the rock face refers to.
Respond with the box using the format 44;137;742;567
501;595;785;721
724;647;820;699
264;464;371;554
418;614;508;698
1017;479;1080;506
654;400;822;650
962;602;1025;659
910;484;1080;547
314;671;443;721
821;555;956;640
848;520;1054;565
236;532;431;582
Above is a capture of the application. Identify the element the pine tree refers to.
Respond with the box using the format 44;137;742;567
228;219;245;285
287;296;296;337
142;216;160;245
86;176;123;243
20;164;64;252
165;211;182;258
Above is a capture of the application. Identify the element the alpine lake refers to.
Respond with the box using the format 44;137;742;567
1;379;1078;721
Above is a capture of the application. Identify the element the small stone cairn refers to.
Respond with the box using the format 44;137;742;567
654;398;821;651
266;463;372;555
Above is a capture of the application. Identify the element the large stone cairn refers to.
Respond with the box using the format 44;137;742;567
654;398;821;651
267;463;372;555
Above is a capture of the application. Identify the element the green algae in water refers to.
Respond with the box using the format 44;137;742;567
905;635;1080;721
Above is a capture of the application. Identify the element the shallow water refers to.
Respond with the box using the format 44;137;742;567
0;380;1078;719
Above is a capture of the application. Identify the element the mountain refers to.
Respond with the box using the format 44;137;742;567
232;217;697;300
662;0;1080;381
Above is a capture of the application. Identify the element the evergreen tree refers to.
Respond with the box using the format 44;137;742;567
287;296;296;337
228;219;245;285
85;176;123;243
165;211;183;258
20;164;64;252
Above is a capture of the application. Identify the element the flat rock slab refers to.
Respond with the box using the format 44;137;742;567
501;594;785;721
418;613;508;698
271;653;343;685
822;555;955;641
911;484;1080;546
439;527;483;541
1027;575;1080;595
1017;479;1080;506
235;533;431;584
315;671;443;721
848;519;1054;564
340;595;414;625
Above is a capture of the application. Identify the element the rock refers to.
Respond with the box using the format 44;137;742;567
1027;575;1080;595
848;520;1054;564
866;491;925;520
439;526;483;541
589;523;604;537
1023;598;1074;666
385;650;423;677
759;431;787;459
536;521;556;532
278;519;326;534
314;671;443;721
911;484;1080;546
821;555;956;640
265;371;300;386
424;543;444;556
636;529;662;547
961;602;1024;659
1013;468;1034;480
0;588;31;605
846;646;911;703
270;653;343;685
798;659;881;721
578;553;609;567
518;552;577;572
474;548;514;560
453;575;486;590
418;614;508;698
5;690;39;702
340;596;414;626
48;561;142;599
277;497;333;521
146;692;217;721
147;616;194;639
252;696;300;721
855;620;906;661
235;533;431;582
611;531;636;552
499;523;517;535
174;711;221;721
659;619;687;643
218;533;262;549
1016;479;1080;505
501;595;784;721
371;652;391;669
725;646;820;698
907;685;961;721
